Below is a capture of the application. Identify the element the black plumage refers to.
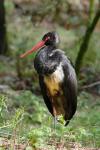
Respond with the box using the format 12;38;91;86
38;58;77;125
20;31;77;126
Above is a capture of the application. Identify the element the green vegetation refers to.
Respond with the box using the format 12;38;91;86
0;0;100;149
0;91;100;149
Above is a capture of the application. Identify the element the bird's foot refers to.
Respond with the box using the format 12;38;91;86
57;115;66;125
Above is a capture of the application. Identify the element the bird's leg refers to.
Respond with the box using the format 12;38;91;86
51;98;57;131
53;105;57;130
54;115;57;129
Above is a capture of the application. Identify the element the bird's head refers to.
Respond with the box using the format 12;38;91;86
42;31;59;46
20;31;60;58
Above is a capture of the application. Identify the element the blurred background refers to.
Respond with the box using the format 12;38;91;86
0;0;100;149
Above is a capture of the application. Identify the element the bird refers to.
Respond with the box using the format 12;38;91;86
20;31;77;126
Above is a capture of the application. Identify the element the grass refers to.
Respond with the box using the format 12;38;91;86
0;91;100;149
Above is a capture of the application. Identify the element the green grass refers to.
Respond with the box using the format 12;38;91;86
0;91;100;149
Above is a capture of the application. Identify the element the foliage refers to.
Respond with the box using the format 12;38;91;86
0;94;8;123
0;91;100;149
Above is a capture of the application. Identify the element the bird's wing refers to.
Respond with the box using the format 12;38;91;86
62;60;77;125
39;75;53;115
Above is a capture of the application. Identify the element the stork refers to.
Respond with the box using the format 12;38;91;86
20;31;77;126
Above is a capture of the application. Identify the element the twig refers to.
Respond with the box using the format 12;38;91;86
81;81;100;89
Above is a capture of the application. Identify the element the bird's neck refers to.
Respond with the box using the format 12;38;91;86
46;45;57;50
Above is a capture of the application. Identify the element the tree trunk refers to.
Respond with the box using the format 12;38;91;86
0;0;7;54
75;8;100;75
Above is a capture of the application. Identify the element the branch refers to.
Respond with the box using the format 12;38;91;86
75;8;100;75
80;81;100;90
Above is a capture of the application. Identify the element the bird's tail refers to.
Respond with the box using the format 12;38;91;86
65;120;70;126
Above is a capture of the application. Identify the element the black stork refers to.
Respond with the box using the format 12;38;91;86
20;31;77;126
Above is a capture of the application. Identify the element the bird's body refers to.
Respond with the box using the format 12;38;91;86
34;47;77;125
20;32;77;126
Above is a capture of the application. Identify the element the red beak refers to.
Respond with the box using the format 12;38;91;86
20;40;45;58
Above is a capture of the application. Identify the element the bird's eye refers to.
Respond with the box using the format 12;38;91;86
47;36;50;40
44;36;50;42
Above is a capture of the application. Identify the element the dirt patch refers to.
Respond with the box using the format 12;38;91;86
0;137;100;150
